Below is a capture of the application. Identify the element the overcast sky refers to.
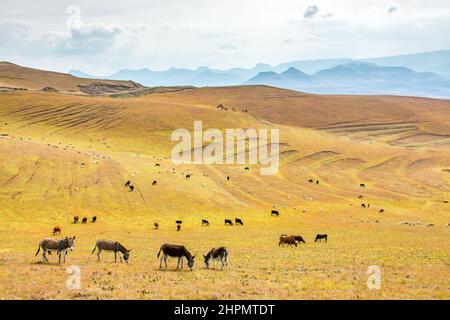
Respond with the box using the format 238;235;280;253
0;0;449;75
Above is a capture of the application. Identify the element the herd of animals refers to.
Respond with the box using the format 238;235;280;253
37;177;447;270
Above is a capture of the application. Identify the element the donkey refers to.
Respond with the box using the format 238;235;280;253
204;247;228;270
35;236;76;263
157;243;196;271
92;240;132;263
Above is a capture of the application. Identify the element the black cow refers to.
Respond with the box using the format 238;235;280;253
125;180;131;187
309;179;313;183
82;217;87;224
235;218;244;225
154;222;159;230
91;216;97;223
361;203;366;208
224;219;233;226
292;235;306;243
177;225;181;232
316;180;320;184
360;183;366;188
315;234;328;242
201;219;210;226
379;209;384;213
271;210;280;216
152;180;157;185
176;220;182;224
129;185;135;192
185;174;191;179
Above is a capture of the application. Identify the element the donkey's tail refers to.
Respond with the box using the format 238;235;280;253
35;245;41;256
157;247;162;258
91;244;97;254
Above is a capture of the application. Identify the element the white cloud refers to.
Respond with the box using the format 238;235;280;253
387;3;399;14
303;5;319;19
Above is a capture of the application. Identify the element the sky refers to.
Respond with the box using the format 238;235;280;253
0;0;449;75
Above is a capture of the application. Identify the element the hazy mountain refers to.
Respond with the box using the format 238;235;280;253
247;62;450;98
68;50;450;98
363;50;450;78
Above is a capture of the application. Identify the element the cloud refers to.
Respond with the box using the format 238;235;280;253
387;3;399;14
303;5;319;19
219;43;238;50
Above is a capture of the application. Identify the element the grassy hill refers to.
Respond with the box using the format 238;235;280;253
0;67;448;299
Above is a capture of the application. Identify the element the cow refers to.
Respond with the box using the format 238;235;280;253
154;222;159;230
176;220;183;224
227;176;230;181
73;216;79;224
157;243;196;271
316;180;320;184
379;209;384;213
125;180;131;187
82;217;87;224
185;174;191;179
315;234;328;242
129;185;135;192
155;163;160;167
235;218;244;225
52;226;61;235
309;179;313;183
279;235;297;247
244;167;249;171
271;210;280;216
177;225;181;232
91;216;97;223
92;240;132;263
224;219;233;226
292;235;306;243
35;236;76;263
152;180;157;185
201;219;210;226
204;247;228;270
361;203;366;208
358;195;363;199
360;183;366;188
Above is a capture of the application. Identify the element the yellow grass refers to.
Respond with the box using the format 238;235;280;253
0;86;449;299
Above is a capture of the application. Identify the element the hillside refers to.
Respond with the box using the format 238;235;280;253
0;73;449;299
0;62;145;95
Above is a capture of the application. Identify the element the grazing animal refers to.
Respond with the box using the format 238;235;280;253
157;243;196;271
361;203;366;208
379;209;384;213
358;195;363;199
315;234;328;242
309;179;313;183
92;240;132;263
227;176;230;181
129;185;135;192
124;180;131;187
176;220;183;224
185;174;191;179
155;163;160;167
91;216;97;223
224;219;233;226
73;216;79;224
271;210;280;216
52;226;61;235
279;235;297;247
360;183;366;188
204;247;228;270
177;224;181;232
292;235;306;243
201;219;210;226
427;223;434;227
235;218;244;225
154;222;159;230
244;167;249;171
316;180;320;184
82;217;87;224
35;236;76;263
152;180;157;185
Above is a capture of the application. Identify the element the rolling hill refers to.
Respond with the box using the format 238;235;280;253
0;65;448;299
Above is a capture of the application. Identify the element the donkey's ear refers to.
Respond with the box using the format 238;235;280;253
72;236;76;240
128;248;132;252
203;254;206;258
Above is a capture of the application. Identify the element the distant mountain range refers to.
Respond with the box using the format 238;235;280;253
70;50;450;98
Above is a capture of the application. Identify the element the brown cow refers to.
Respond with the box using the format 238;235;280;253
53;226;61;235
73;216;79;224
279;235;297;247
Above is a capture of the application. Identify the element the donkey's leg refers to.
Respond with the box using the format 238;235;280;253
213;259;216;270
119;252;123;263
220;257;224;270
164;255;168;268
97;249;101;262
43;249;48;262
181;258;184;269
176;258;180;269
159;255;163;269
58;251;62;264
64;250;67;263
114;251;117;263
